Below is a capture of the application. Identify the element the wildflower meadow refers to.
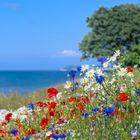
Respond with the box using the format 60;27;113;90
0;50;140;140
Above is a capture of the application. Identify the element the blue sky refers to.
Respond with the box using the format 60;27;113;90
0;0;139;70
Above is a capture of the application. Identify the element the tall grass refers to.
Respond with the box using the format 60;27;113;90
0;86;64;110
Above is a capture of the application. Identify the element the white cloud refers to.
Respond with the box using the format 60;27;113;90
60;50;80;57
52;50;81;58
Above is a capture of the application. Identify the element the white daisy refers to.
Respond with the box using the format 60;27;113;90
114;50;120;57
81;65;89;72
81;77;88;84
17;106;28;114
64;81;72;89
118;68;127;76
86;70;94;78
103;62;109;68
84;84;90;91
95;68;104;75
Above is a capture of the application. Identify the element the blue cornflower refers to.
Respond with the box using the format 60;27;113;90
102;106;115;116
136;90;140;95
22;137;30;140
74;82;79;88
92;123;96;127
131;128;137;137
27;103;34;110
59;134;67;139
77;66;82;72
10;129;18;135
95;76;104;83
82;112;89;118
52;134;59;140
69;70;77;78
136;98;140;101
48;126;55;131
48;125;55;131
97;57;107;64
92;107;100;113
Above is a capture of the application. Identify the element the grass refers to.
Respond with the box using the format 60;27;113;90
0;86;64;110
134;68;140;82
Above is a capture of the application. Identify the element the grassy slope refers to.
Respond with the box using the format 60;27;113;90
0;86;64;110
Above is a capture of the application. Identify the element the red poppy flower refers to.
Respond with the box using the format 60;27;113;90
47;134;52;139
48;111;55;117
1;121;7;126
5;113;12;122
31;129;36;134
0;129;5;134
116;92;128;102
25;129;36;135
35;101;46;107
127;66;133;73
40;117;48;130
76;103;84;112
47;88;58;98
0;129;5;138
80;96;90;105
75;98;80;103
58;118;65;124
47;102;57;111
67;96;76;103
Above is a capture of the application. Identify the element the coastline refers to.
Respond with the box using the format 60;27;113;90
0;69;139;110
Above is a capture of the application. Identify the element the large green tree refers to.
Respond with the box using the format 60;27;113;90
79;4;140;66
122;44;140;66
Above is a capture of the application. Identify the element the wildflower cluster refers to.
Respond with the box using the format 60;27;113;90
0;50;140;139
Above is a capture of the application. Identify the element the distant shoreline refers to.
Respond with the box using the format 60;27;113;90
0;70;68;95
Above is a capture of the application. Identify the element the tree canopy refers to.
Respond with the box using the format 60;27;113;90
122;44;140;66
79;4;140;66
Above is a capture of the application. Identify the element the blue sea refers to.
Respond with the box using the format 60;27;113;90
0;71;69;95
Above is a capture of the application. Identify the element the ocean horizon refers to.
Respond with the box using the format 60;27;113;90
0;70;69;95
